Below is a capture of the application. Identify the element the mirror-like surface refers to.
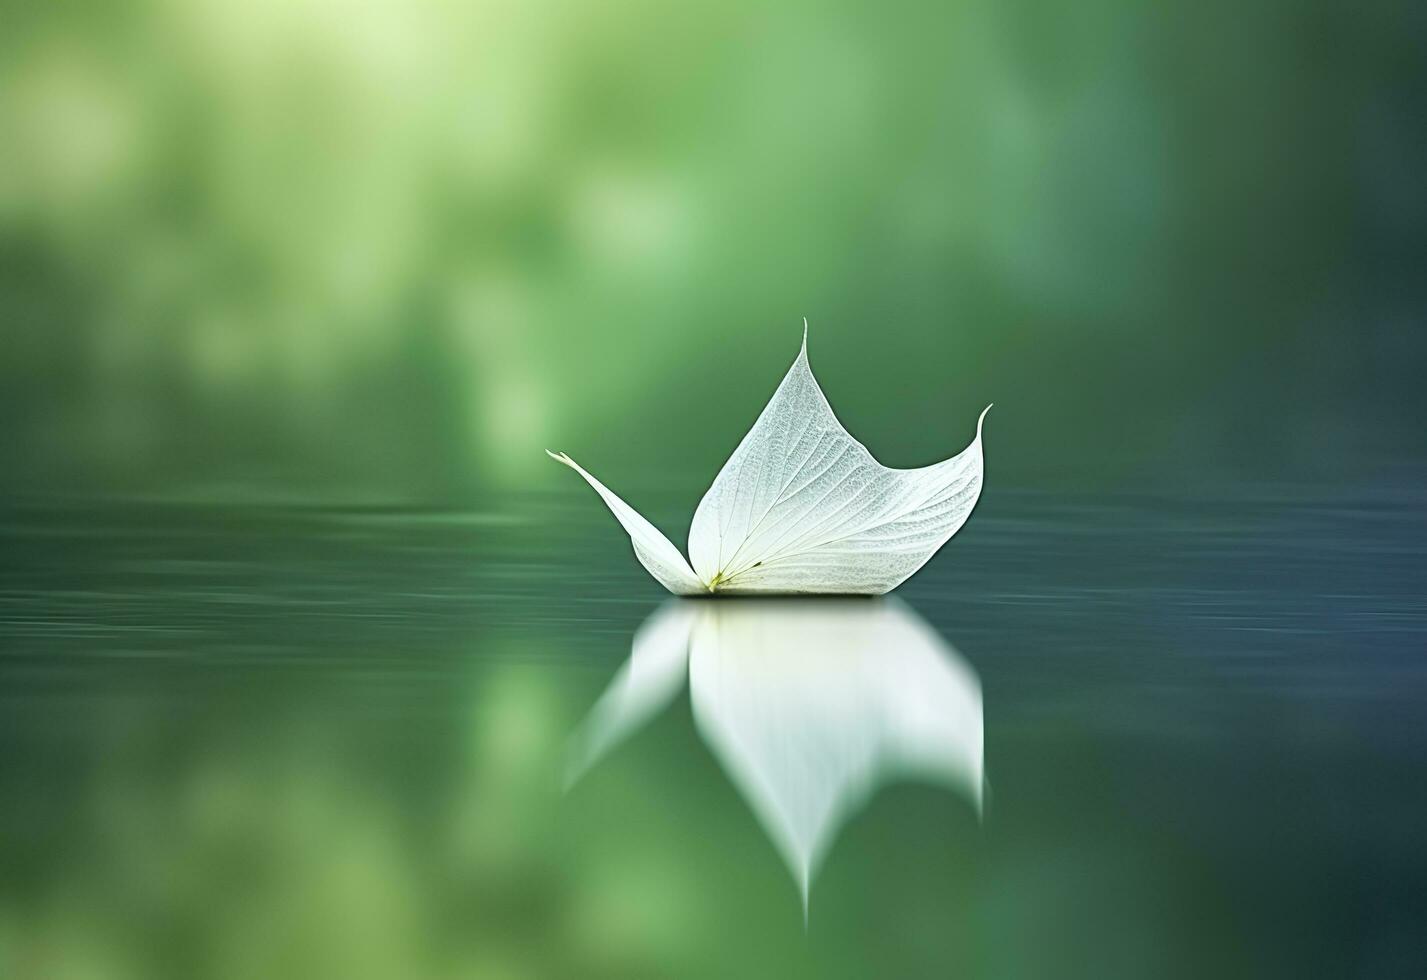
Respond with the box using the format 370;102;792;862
569;599;982;911
1;485;1424;979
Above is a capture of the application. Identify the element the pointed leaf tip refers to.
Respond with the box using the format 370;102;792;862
977;404;993;440
801;317;808;351
544;450;704;594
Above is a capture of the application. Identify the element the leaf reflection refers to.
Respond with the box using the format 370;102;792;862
567;598;983;911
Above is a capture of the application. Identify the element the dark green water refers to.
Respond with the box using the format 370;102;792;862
1;485;1424;979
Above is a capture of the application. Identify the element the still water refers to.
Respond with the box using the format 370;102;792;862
1;484;1424;978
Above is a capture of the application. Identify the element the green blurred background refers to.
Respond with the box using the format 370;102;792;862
4;5;1427;978
4;0;1423;503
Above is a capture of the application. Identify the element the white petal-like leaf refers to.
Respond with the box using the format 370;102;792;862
549;324;988;594
545;451;704;595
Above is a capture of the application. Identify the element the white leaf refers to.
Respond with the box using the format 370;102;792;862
549;323;989;594
545;451;703;595
566;598;983;911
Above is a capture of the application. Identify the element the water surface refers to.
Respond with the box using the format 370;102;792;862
1;485;1424;978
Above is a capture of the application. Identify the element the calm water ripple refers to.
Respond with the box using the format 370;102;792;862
0;485;1424;978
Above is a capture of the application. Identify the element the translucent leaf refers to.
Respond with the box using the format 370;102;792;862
549;324;988;594
544;451;703;595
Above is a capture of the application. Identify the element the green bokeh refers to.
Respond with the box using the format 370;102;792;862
1;0;1422;502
